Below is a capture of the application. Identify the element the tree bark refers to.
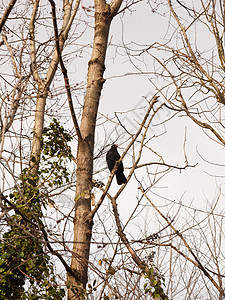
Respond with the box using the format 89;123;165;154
67;0;122;298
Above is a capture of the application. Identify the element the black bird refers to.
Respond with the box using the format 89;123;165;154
106;144;127;185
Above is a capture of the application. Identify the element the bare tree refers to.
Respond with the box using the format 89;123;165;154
66;1;123;297
129;0;225;298
1;0;169;298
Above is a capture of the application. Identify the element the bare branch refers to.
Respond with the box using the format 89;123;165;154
29;0;41;84
49;0;83;142
86;96;159;221
110;0;123;18
0;0;17;33
139;186;225;298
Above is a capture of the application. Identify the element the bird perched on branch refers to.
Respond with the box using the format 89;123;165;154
106;144;127;185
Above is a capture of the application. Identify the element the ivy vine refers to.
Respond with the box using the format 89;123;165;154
0;118;73;299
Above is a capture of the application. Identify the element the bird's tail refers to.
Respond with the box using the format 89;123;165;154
116;172;127;185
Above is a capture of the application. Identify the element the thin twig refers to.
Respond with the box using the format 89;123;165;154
139;186;225;298
86;96;159;221
49;0;83;142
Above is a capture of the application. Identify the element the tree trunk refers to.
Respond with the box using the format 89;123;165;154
67;0;122;298
29;0;80;173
